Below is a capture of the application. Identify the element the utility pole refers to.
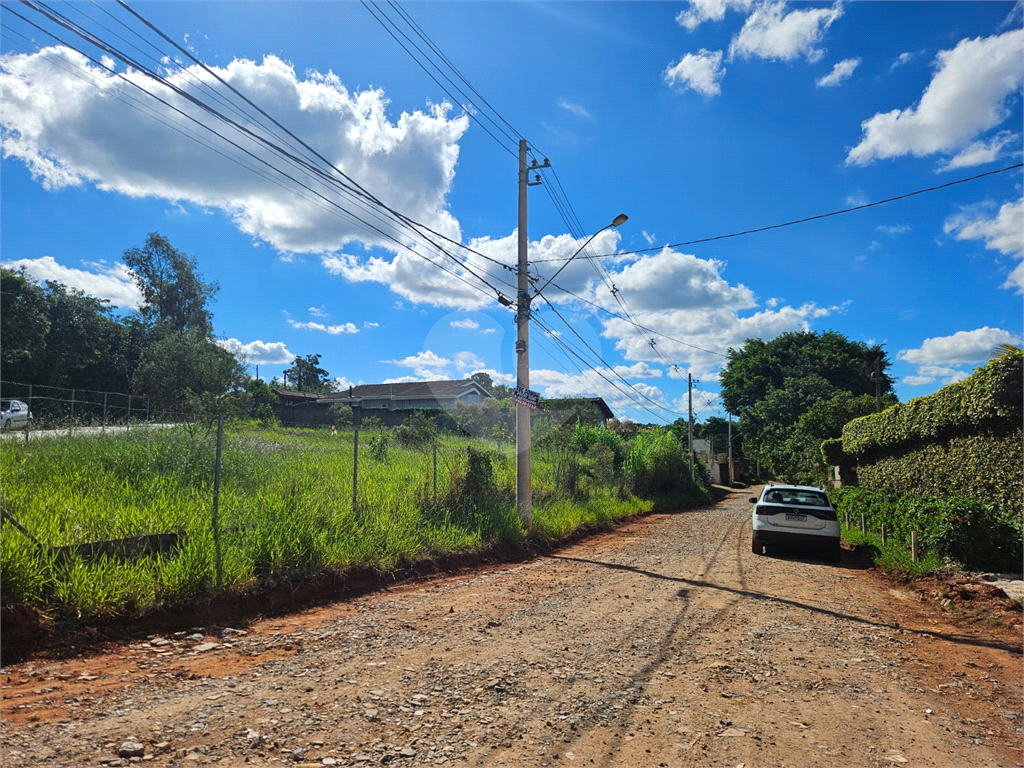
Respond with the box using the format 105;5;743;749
874;357;882;413
515;139;547;529
727;413;734;488
687;372;694;482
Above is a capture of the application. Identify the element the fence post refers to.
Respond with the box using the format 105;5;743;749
211;415;224;590
911;531;918;563
845;511;850;529
860;513;866;534
25;384;32;444
881;523;887;547
352;427;359;516
433;442;438;505
102;392;108;432
145;398;150;423
127;395;132;432
70;389;76;436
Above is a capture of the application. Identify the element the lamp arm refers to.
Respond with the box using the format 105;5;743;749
532;225;609;299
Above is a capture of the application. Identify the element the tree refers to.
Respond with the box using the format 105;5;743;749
469;370;512;400
123;233;218;336
133;331;245;413
282;354;332;392
0;268;50;383
720;331;896;482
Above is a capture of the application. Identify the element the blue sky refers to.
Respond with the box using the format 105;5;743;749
2;1;1022;422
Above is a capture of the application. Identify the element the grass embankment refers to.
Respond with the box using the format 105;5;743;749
1;423;703;620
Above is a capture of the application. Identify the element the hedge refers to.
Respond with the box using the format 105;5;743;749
842;350;1022;459
820;437;849;466
832;486;1023;572
854;431;1022;517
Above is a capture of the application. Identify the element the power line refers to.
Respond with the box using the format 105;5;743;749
532;163;1024;264
10;1;517;303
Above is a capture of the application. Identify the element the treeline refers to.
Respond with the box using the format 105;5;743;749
1;233;245;414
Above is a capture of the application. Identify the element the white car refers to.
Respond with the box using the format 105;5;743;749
750;484;841;561
0;399;33;431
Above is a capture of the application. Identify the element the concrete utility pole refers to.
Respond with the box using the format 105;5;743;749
727;413;734;488
516;139;535;529
687;372;694;482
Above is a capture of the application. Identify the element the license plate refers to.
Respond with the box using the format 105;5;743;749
785;514;807;522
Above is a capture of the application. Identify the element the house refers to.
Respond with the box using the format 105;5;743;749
321;379;493;410
271;379;493;427
538;397;615;427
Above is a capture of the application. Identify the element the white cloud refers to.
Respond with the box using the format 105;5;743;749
481;328;497;335
216;338;294;364
557;100;592;119
287;319;359;334
898;327;1022;366
0;49;469;254
676;0;754;30
642;230;657;246
936;131;1019;172
382;349;452;379
902;365;971;387
889;51;917;71
1;256;143;308
847;29;1024;165
469;368;514;385
453;351;485;373
664;49;726;97
363;321;380;329
613;362;664;379
728;1;843;63
876;224;911;235
816;57;860;88
944;199;1024;291
331;376;357;390
532;368;668;415
451;318;480;330
308;306;328;318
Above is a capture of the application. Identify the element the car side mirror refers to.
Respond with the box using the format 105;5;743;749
748;497;758;504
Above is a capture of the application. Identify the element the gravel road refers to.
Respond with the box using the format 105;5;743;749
2;488;1021;767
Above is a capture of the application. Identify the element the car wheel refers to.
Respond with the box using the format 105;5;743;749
1;419;9;432
751;536;763;555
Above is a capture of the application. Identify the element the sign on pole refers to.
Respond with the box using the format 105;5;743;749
512;386;541;410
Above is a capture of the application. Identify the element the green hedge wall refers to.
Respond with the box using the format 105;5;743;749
842;351;1022;458
820;437;848;466
855;431;1022;517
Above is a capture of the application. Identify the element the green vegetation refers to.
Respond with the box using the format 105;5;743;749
720;330;896;485
1;421;708;619
842;350;1022;458
833;486;1022;573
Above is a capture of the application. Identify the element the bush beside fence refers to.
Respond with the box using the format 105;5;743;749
832;486;1023;572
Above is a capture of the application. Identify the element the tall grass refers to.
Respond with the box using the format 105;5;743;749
1;423;681;619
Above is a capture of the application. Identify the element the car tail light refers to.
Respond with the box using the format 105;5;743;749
754;505;775;516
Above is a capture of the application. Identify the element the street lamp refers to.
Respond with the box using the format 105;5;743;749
532;213;629;298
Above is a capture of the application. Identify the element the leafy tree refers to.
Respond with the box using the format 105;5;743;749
0;268;50;382
282;354;332;392
469;370;512;399
123;232;218;335
720;331;895;482
133;331;245;413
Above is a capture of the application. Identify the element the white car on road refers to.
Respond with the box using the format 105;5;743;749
0;399;33;431
750;484;841;561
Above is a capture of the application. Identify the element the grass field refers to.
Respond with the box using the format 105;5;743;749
0;422;680;619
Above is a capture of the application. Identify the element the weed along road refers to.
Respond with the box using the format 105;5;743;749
2;489;1021;768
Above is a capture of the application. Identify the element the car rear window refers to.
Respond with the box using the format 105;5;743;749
765;489;831;507
0;401;9;410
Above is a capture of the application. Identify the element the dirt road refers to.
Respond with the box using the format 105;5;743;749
2;488;1021;767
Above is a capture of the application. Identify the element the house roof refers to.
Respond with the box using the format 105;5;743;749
318;379;493;403
541;396;615;420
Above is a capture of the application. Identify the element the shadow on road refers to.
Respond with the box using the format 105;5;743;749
551;554;1023;655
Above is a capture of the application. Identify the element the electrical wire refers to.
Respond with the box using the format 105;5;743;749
532;162;1024;264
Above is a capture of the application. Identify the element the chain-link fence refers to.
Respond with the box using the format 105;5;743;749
0;380;190;438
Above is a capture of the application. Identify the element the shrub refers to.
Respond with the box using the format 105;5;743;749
393;411;439;449
255;402;276;427
623;429;691;499
329;403;353;428
366;430;392;462
831;486;1022;572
